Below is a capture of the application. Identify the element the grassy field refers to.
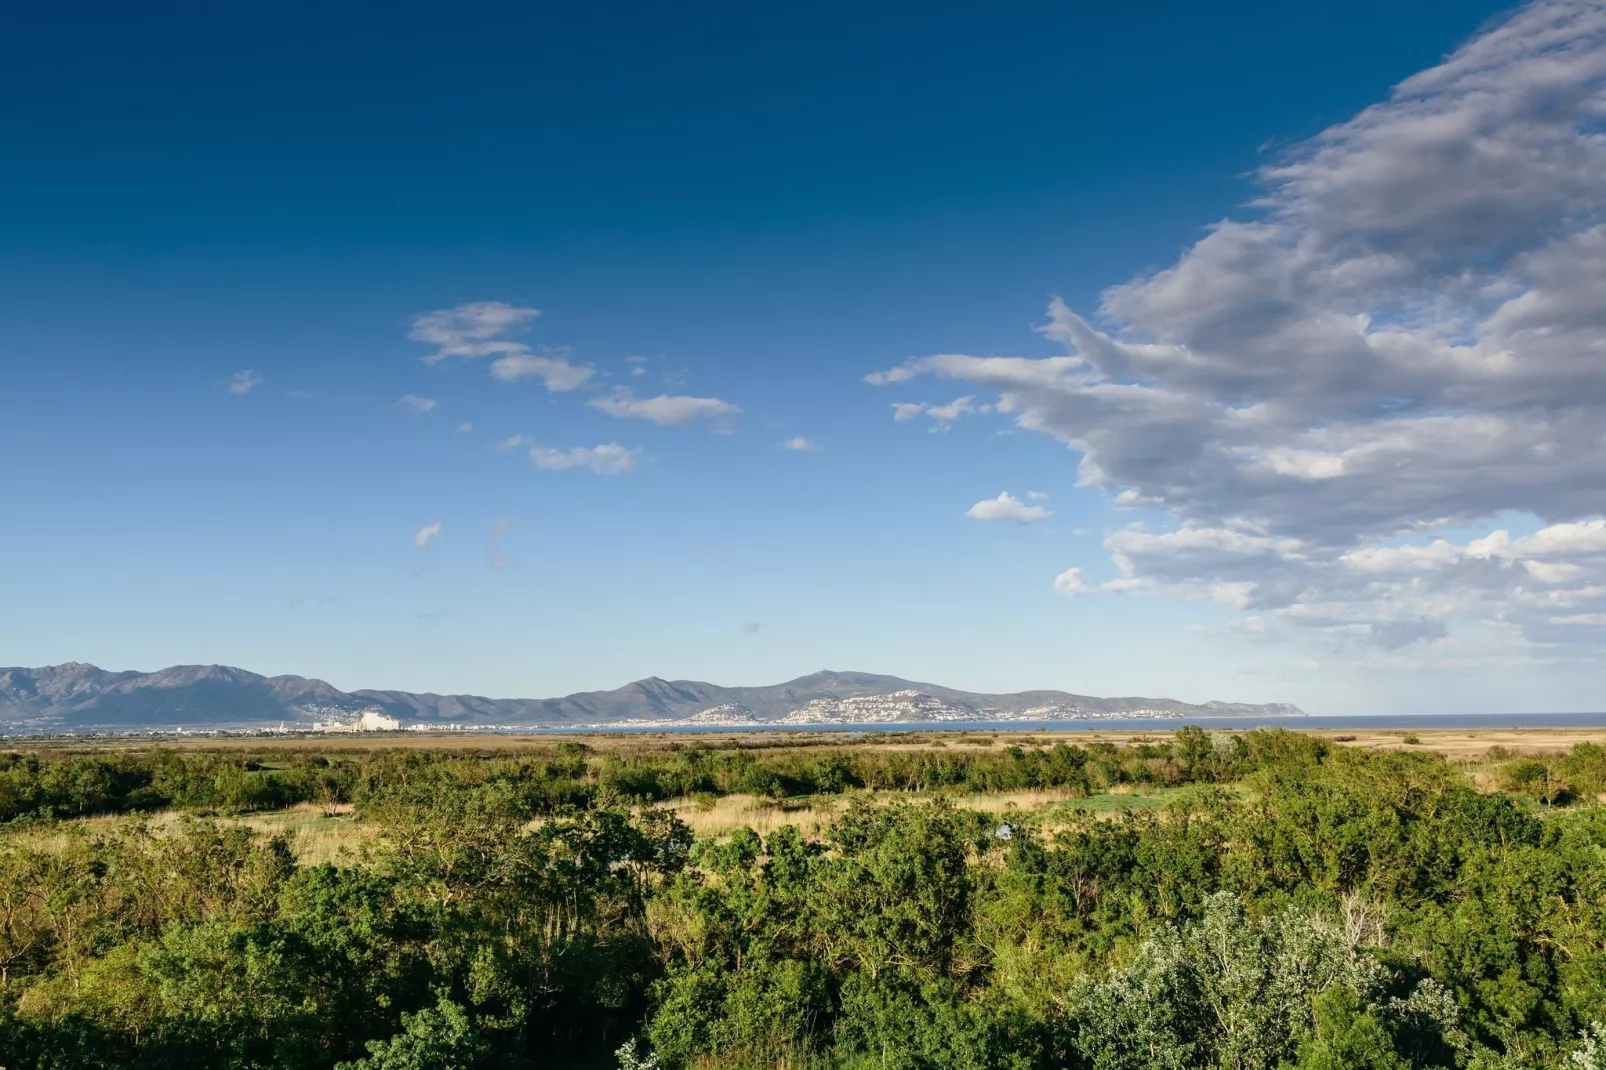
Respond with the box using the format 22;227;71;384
5;726;1602;860
2;784;1229;861
660;785;1194;838
19;725;1606;760
1;801;373;864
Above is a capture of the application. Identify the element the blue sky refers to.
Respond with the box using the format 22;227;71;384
7;0;1604;714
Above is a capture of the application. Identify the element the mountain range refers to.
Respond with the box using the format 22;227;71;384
0;662;1303;732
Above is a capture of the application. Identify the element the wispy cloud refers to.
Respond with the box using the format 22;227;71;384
528;443;641;475
873;0;1606;659
966;492;1052;524
396;394;436;414
409;300;594;391
488;352;594;390
588;389;740;425
455;422;474;434
413;522;443;549
410;301;539;362
864;366;918;386
226;369;262;395
486;516;514;568
891;396;979;431
780;436;821;452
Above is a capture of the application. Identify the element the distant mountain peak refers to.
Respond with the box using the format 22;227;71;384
0;660;1305;732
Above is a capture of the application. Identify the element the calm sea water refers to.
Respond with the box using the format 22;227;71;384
536;712;1606;735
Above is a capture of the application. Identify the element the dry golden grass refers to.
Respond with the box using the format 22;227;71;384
665;794;842;839
13;726;1606;765
1312;728;1606;759
0;802;372;865
944;788;1083;815
660;786;1174;839
231;802;371;865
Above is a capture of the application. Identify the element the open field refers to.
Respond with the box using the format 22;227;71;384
0;801;373;864
2;787;1198;857
9;724;1606;759
6;719;1599;854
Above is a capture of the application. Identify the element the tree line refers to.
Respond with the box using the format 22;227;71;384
14;727;1602;823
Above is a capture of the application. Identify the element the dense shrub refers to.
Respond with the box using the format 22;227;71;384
3;733;1606;1068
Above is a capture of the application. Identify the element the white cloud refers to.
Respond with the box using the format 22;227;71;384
413;522;442;549
1053;567;1090;596
871;0;1606;658
865;366;919;385
966;492;1052;524
410;300;593;391
780;436;821;452
497;434;528;451
1027;491;1050;501
625;356;649;377
488;352;594;391
396;394;436;414
410;301;539;362
455;422;474;434
226;370;262;395
588;390;740;425
529;443;641;475
890;396;978;430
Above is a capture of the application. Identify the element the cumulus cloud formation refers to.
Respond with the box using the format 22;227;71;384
413;522;442;549
226;370;262;395
1053;567;1090;596
966;492;1052;524
780;436;821;452
409;301;593;391
529;442;641;475
588;389;740;425
396;394;436;414
870;0;1606;660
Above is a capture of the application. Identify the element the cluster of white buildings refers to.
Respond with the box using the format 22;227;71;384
778;690;970;724
309;708;402;732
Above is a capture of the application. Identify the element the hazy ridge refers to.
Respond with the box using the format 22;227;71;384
0;662;1304;731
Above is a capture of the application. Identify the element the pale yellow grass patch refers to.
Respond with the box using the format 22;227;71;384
943;789;1082;815
1;803;370;866
232;802;370;865
666;794;841;839
664;788;1092;840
